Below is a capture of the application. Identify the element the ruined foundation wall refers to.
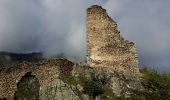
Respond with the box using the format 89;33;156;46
87;5;138;69
0;59;74;99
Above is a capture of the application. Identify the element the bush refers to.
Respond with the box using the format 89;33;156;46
117;68;170;100
61;76;83;86
140;68;170;100
83;81;104;98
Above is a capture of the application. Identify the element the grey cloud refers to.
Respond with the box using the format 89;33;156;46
104;0;170;71
0;0;169;71
0;0;45;52
0;0;105;62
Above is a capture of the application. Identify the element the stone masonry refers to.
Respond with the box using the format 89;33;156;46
0;59;74;99
87;5;138;71
0;5;141;99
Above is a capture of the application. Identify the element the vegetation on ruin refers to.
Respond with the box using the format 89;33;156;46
140;68;170;100
61;67;170;100
117;68;170;100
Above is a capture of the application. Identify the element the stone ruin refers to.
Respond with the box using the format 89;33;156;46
0;5;141;99
87;5;139;70
0;59;74;99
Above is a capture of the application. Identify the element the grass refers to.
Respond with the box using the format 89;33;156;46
61;76;83;86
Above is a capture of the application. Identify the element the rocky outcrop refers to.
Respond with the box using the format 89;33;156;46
39;79;80;100
72;64;144;98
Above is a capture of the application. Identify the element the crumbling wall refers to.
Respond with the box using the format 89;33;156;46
0;5;142;100
87;5;138;72
0;59;74;100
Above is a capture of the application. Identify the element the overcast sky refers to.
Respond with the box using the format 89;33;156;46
0;0;169;71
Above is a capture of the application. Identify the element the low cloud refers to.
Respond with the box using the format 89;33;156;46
0;0;169;71
0;0;104;62
104;0;170;71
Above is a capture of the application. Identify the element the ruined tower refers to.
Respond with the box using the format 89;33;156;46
87;5;138;68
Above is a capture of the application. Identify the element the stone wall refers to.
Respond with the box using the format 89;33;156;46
0;5;142;99
0;58;142;100
0;59;74;99
87;5;139;73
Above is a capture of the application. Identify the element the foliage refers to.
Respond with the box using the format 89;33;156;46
115;68;170;100
83;81;104;98
61;76;83;86
140;68;170;100
61;66;170;100
14;73;40;100
100;88;117;100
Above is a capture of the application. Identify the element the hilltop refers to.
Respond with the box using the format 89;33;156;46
0;5;170;100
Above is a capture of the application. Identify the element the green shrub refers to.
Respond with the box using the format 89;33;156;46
83;81;104;98
140;68;170;100
117;68;170;100
61;76;82;86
